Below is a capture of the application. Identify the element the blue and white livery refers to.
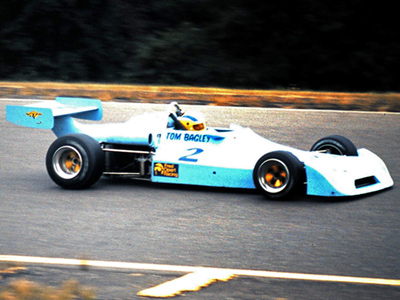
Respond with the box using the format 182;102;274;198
6;97;393;199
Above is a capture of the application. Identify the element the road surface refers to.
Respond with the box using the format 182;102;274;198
1;99;399;299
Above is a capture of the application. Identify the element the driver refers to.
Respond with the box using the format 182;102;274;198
177;112;206;131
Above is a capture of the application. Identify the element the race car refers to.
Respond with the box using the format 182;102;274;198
6;97;393;199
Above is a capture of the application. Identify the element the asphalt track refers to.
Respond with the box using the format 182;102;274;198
1;99;399;299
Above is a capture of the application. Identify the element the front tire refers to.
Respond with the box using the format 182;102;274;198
46;134;104;189
253;151;304;199
310;135;358;156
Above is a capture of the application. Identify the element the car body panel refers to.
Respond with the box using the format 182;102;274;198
304;149;393;196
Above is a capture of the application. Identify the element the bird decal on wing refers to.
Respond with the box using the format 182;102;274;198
26;111;42;119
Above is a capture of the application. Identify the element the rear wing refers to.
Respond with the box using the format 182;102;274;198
6;97;103;129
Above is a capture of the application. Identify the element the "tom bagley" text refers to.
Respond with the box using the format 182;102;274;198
166;132;211;143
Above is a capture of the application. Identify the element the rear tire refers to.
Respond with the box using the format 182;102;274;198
46;134;104;189
310;135;358;156
253;151;304;199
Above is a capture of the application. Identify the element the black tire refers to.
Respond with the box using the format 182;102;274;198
310;135;358;156
46;134;105;189
253;151;304;199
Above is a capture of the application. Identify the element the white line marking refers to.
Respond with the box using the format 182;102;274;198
137;270;235;298
0;255;399;287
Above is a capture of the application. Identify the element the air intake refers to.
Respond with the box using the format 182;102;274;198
355;176;378;189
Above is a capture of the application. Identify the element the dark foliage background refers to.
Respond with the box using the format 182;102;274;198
1;0;399;91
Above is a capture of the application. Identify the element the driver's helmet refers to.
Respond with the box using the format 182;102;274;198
177;112;206;131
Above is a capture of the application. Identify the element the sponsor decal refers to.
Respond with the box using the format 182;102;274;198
154;163;179;178
26;111;42;119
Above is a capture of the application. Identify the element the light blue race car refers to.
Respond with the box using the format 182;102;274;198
6;97;393;199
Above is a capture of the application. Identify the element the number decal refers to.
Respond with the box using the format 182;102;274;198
179;148;204;162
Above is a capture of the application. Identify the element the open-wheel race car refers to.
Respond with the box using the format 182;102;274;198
6;97;393;199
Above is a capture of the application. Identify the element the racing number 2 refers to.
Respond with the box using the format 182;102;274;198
179;148;204;162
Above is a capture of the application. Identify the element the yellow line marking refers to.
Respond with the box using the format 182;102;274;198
0;255;399;287
137;270;235;298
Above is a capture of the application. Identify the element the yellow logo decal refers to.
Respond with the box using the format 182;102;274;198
26;111;42;119
154;163;179;178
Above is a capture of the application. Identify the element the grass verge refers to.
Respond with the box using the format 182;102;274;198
1;81;399;111
0;279;95;300
0;263;95;300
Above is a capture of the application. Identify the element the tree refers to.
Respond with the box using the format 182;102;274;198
0;0;399;91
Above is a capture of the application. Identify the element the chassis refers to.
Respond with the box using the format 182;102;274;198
6;98;393;199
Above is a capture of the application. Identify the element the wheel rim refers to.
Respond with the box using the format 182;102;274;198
258;158;289;193
315;143;344;155
52;146;82;179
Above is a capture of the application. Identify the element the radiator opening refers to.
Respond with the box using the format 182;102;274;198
355;176;378;189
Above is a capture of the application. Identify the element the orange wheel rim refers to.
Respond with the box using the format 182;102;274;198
64;151;81;173
265;166;287;188
53;146;82;179
258;158;290;193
